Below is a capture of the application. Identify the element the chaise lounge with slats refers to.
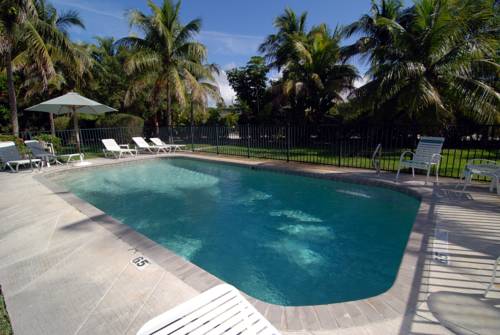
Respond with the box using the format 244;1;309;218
137;284;281;335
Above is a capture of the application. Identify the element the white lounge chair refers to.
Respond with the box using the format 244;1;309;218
132;137;169;154
150;137;185;152
137;284;281;335
0;141;42;172
459;159;500;194
396;136;445;183
102;139;137;159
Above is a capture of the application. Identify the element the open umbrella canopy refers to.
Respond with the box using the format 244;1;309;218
25;92;118;154
25;92;117;114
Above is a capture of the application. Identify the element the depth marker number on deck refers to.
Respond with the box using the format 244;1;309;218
132;256;151;271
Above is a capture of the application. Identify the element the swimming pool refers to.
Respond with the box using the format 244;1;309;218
57;158;420;306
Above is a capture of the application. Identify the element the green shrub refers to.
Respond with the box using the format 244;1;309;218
34;134;62;152
54;116;71;130
96;113;144;129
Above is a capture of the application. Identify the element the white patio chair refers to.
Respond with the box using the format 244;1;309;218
137;284;281;335
102;139;137;159
0;141;42;172
396;136;445;184
459;159;500;194
132;137;169;154
150;137;186;152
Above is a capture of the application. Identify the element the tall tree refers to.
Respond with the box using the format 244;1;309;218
0;0;84;135
227;56;269;123
20;0;88;134
1;0;36;135
259;8;308;70
345;0;500;125
117;0;218;135
275;25;359;124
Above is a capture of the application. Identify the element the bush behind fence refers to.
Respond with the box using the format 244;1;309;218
17;124;500;179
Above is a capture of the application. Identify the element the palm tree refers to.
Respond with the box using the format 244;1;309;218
34;0;84;36
20;0;88;134
1;0;37;136
259;8;308;70
186;63;222;126
117;0;218;137
345;0;499;125
0;0;85;135
276;25;359;123
340;0;405;63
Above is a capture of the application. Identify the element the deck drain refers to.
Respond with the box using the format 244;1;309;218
433;229;449;265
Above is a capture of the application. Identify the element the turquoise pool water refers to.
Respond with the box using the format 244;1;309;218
57;158;420;306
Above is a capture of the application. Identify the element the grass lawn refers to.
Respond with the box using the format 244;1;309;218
0;287;12;335
188;144;498;179
65;142;497;179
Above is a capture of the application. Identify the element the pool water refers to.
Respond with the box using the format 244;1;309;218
57;158;420;306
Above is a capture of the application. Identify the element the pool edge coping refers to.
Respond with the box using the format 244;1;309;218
33;153;435;332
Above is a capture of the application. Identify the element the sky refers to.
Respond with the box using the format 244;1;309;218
52;0;378;104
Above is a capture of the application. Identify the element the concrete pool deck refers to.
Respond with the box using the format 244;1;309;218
0;153;499;335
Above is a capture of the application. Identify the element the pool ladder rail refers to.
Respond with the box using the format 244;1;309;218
371;143;382;175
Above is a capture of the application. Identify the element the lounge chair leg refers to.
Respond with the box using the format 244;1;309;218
435;163;440;184
396;166;401;181
412;168;415;177
425;167;431;184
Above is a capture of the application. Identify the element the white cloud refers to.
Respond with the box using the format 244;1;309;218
222;62;238;71
52;0;124;20
199;31;263;56
268;69;282;83
212;70;236;106
354;75;370;88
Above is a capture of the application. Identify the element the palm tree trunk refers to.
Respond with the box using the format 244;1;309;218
49;113;55;136
166;86;173;143
166;90;172;128
6;50;19;136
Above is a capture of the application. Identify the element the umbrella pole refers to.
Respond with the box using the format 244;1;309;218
73;108;81;153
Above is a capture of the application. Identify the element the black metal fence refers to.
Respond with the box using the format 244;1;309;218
17;124;500;179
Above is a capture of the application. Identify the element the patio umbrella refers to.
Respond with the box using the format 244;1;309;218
26;92;117;152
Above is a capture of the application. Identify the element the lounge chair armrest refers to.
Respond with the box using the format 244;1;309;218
467;159;498;167
399;150;414;161
431;153;442;164
119;144;130;149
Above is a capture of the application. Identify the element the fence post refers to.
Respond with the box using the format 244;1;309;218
337;128;342;167
190;125;194;152
215;125;219;155
286;124;290;162
246;124;251;158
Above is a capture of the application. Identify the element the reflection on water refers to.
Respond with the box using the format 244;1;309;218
160;236;203;260
235;189;272;205
278;224;334;239
336;189;372;199
269;210;323;223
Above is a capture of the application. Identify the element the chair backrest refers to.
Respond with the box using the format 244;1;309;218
132;137;150;148
414;137;445;162
0;141;23;162
25;140;49;156
149;138;164;146
102;139;121;151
